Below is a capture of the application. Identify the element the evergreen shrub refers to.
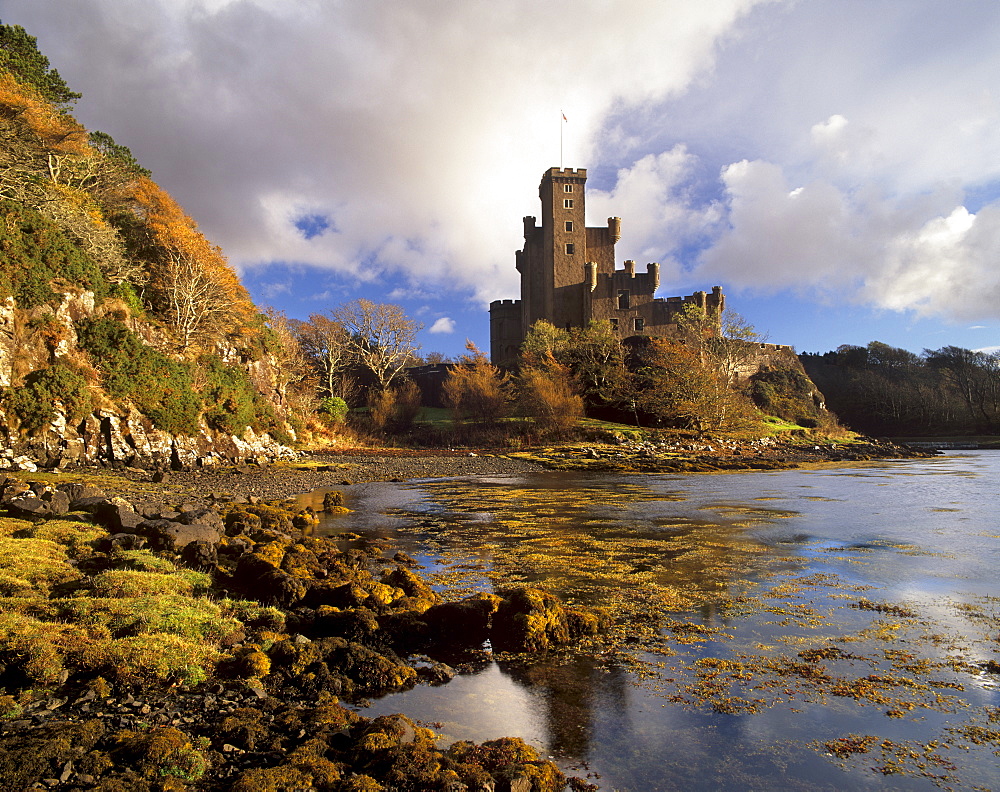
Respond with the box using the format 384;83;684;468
3;361;92;435
76;315;201;434
318;396;349;425
0;200;108;308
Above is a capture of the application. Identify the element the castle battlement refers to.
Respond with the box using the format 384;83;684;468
545;167;587;178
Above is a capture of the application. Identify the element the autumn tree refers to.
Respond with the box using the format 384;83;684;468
635;338;758;434
442;342;512;424
521;320;571;367
520;319;626;409
564;320;627;406
131;178;255;349
333;299;421;393
675;304;763;387
261;308;313;407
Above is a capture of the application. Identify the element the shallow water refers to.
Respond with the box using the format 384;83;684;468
299;452;1000;791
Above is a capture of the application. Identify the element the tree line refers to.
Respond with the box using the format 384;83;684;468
284;300;829;440
800;342;1000;436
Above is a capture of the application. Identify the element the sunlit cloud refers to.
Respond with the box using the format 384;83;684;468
428;317;456;334
6;0;1000;327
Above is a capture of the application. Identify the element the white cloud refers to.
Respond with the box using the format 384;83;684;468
1;0;772;305
6;0;1000;326
260;281;291;299
428;317;456;334
586;148;724;281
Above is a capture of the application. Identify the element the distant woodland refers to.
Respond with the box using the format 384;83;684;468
801;342;1000;437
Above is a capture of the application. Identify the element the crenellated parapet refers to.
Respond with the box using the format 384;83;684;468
522;216;536;240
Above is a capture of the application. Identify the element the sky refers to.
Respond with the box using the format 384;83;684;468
3;0;1000;358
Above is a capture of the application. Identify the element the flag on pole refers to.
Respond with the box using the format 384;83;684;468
562;112;568;122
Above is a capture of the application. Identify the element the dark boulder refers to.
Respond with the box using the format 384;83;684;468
423;593;502;648
41;490;71;515
181;539;219;568
135;518;222;552
5;495;50;519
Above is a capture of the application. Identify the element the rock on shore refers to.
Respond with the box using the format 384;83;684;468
0;471;600;791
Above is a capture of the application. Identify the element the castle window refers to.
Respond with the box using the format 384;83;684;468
564;184;574;193
617;290;630;310
565;243;575;255
633;317;645;332
609;318;619;329
563;199;574;209
565;221;574;232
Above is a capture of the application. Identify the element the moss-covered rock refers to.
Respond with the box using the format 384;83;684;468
492;588;571;652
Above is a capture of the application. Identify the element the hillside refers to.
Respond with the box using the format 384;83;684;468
0;23;304;472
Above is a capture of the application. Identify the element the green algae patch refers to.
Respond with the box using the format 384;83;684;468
0;509;269;688
91;568;211;598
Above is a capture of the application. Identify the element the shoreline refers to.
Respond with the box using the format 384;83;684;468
82;436;937;505
0;439;963;790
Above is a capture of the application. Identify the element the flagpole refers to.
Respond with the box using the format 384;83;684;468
560;110;566;168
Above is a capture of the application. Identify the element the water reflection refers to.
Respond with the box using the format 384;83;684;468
308;452;1000;791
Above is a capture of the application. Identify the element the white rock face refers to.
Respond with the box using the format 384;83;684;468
0;297;15;389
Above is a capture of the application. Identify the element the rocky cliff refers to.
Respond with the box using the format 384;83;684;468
0;287;298;473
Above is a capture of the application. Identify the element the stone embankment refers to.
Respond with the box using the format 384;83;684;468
0;472;601;791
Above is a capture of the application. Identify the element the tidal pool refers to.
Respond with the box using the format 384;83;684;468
299;452;1000;791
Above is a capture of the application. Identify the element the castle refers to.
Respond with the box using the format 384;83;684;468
489;167;725;365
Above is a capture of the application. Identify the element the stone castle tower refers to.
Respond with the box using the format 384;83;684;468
490;166;725;365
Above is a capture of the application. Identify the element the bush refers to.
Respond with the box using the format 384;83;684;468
369;380;423;435
108;281;145;317
4;360;93;435
76;315;202;434
517;364;583;434
442;343;512;424
318;396;349;425
748;367;826;426
0;200;109;308
200;355;258;435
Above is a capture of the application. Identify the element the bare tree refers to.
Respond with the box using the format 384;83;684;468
161;251;236;350
293;312;353;399
262;308;313;406
333;299;421;392
676;304;765;386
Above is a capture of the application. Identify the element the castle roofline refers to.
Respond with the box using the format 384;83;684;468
542;167;586;179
